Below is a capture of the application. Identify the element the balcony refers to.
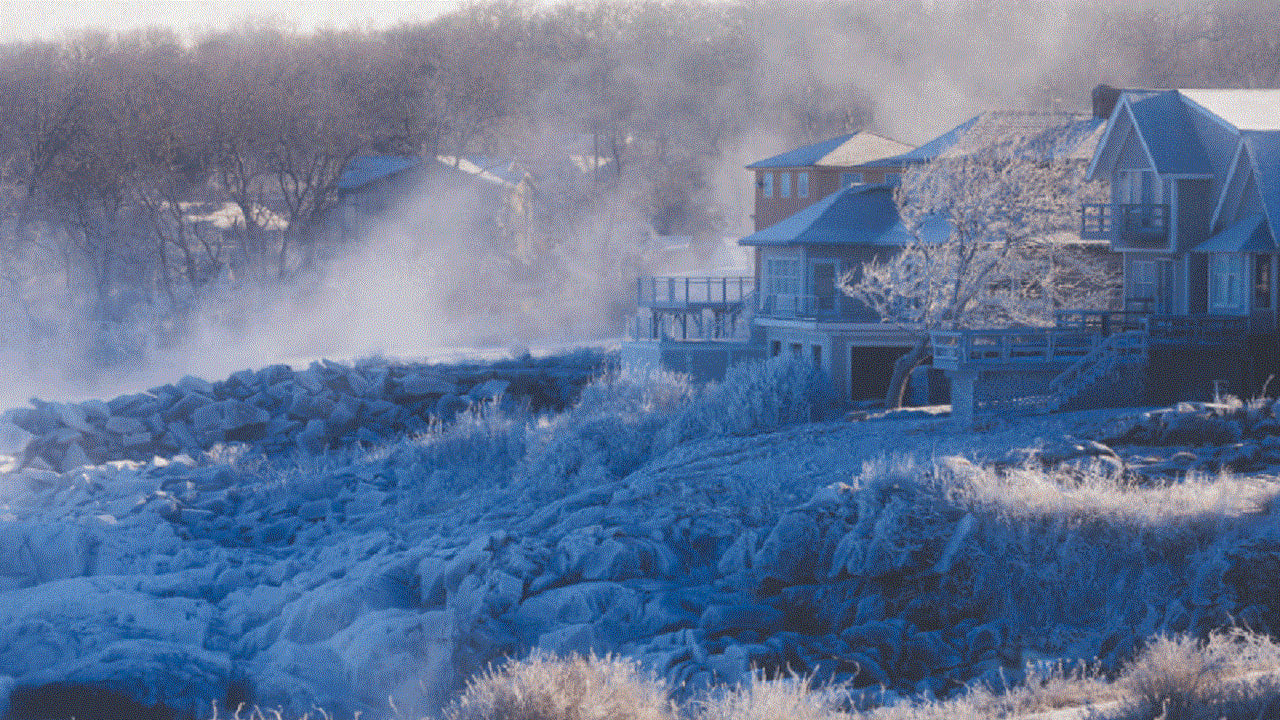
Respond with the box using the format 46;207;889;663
637;276;753;310
1080;203;1170;248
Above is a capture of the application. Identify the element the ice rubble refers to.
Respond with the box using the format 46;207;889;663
0;356;1278;719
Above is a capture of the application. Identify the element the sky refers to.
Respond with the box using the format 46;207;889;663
0;1;463;42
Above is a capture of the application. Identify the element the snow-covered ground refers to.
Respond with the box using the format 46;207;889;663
0;352;1278;720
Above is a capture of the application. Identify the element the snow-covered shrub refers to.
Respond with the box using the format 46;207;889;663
1115;630;1280;720
696;672;854;720
659;356;835;447
391;399;530;494
444;653;673;720
516;369;693;501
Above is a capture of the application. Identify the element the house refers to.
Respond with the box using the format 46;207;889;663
623;114;1110;403
748;131;914;231
323;154;533;255
623;130;918;393
933;86;1280;425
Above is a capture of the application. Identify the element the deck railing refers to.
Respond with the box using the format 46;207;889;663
1054;310;1152;336
637;276;754;308
1146;314;1248;344
931;327;1100;368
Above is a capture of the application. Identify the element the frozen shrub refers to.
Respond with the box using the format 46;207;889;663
697;672;854;720
444;653;673;720
1115;630;1280;720
660;356;834;447
516;369;694;500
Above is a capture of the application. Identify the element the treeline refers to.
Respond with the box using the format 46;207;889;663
0;0;1277;368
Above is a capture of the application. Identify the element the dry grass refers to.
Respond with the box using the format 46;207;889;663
956;462;1280;528
443;653;674;720
1110;630;1280;720
697;672;856;720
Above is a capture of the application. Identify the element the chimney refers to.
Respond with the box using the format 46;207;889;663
1092;84;1121;120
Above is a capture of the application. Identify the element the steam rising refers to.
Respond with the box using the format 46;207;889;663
0;0;1262;404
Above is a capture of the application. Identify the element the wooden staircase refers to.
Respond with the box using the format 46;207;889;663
1044;330;1148;413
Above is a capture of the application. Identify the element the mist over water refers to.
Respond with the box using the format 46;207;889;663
1;0;1272;406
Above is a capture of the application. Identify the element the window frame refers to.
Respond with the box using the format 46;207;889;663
1210;253;1246;312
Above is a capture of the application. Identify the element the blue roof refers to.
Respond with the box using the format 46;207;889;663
336;155;421;190
1242;131;1280;242
864;116;981;167
1193;213;1275;253
1127;91;1212;175
747;133;859;169
740;183;930;247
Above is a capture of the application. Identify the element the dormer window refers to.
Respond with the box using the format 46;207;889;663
841;172;864;187
797;172;809;199
761;172;773;198
779;172;791;198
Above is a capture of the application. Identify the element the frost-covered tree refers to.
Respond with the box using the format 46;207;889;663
843;112;1114;408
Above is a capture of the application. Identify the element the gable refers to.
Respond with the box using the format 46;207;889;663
1127;91;1212;175
1088;102;1152;180
1243;131;1280;243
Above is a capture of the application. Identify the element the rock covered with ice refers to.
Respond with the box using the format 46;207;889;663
0;357;1278;719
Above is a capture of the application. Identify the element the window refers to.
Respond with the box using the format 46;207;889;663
790;342;803;356
812;344;822;367
760;172;773;198
770;340;781;357
765;257;801;297
796;172;809;198
779;172;791;198
840;172;864;187
1131;259;1157;306
1256;254;1273;309
1210;253;1246;311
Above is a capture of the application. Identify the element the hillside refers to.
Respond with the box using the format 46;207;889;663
0;353;1278;720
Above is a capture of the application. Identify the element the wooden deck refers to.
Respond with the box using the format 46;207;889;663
637;276;753;310
934;314;1250;371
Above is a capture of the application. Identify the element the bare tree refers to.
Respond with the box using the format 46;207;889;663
843;113;1113;408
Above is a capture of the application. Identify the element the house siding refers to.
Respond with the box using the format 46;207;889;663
754;166;901;231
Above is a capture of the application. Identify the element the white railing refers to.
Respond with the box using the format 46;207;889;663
931;328;1100;369
637;276;754;308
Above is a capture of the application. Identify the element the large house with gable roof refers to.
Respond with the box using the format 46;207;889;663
931;86;1280;425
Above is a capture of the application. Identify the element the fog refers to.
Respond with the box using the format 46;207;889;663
0;0;1272;405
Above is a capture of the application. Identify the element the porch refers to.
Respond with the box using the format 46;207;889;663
932;312;1251;427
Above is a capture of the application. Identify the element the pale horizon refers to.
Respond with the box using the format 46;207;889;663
0;1;464;43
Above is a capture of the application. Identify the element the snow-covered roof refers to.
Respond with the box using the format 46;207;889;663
865;112;1102;168
739;183;950;247
335;155;421;191
1181;89;1280;132
747;132;914;169
437;155;527;188
1126;91;1212;175
864;116;981;167
1193;213;1275;253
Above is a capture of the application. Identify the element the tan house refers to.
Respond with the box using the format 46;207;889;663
747;132;914;231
